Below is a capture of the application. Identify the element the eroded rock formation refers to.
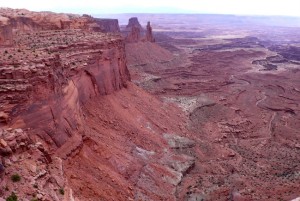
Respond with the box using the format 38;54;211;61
81;14;120;33
0;29;130;148
124;17;155;43
0;8;120;46
126;26;141;43
126;17;143;31
0;8;197;201
145;21;155;42
0;128;67;200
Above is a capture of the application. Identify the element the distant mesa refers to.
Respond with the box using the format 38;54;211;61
126;17;143;31
83;14;120;33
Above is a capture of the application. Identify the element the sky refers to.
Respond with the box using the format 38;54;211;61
1;0;300;16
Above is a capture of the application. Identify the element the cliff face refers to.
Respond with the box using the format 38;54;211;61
0;8;121;46
0;16;13;46
0;8;197;201
62;83;195;201
94;19;120;33
146;21;155;42
126;17;143;31
0;16;196;201
0;29;130;148
126;26;141;43
124;17;155;43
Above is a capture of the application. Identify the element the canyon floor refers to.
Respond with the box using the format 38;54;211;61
0;11;300;201
124;15;300;200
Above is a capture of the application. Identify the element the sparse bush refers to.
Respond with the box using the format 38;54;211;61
11;174;21;182
6;192;18;201
59;188;64;195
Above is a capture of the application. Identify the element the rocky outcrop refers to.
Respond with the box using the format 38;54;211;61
0;128;29;156
94;19;120;33
0;128;67;201
81;14;120;33
126;17;143;31
126;26;141;43
0;8;121;46
60;82;196;200
0;15;13;46
0;24;196;199
0;29;130;148
0;8;197;201
124;17;155;43
145;21;155;42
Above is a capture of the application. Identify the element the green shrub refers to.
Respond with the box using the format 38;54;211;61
6;192;18;201
11;174;21;182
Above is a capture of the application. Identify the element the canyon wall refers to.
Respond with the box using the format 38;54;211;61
0;8;197;201
94;19;120;33
0;8;121;46
0;25;195;200
0;29;130;149
124;17;155;43
126;17;143;31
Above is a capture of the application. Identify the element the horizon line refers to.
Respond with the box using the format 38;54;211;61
1;7;300;18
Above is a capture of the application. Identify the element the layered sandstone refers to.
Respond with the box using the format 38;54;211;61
0;29;130;148
0;127;68;201
0;8;120;46
126;17;143;31
145;21;155;42
81;14;120;33
126;26;141;43
0;8;201;201
124;17;155;43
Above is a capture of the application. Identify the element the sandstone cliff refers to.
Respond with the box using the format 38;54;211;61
0;8;120;46
94;19;120;33
0;29;130;147
0;8;198;201
0;26;195;201
81;14;120;33
146;21;155;42
124;17;155;43
126;17;143;31
126;26;141;43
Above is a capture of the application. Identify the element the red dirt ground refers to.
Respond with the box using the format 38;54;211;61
125;16;300;200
